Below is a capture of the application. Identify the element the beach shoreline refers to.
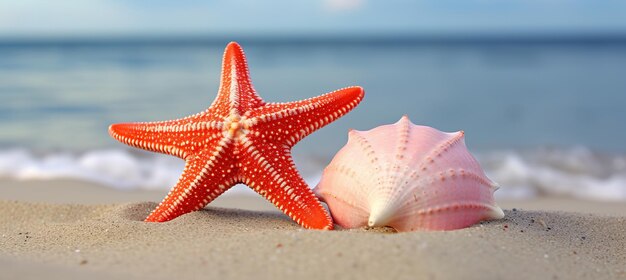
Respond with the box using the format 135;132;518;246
2;179;625;216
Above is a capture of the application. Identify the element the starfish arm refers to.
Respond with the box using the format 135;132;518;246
210;42;265;118
108;119;223;159
145;138;238;222
239;141;333;229
245;86;364;147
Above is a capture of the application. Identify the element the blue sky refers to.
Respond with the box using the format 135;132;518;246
1;0;625;37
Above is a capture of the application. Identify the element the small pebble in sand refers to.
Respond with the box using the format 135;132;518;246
538;219;548;229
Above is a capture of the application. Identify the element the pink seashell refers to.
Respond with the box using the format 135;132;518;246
314;116;504;231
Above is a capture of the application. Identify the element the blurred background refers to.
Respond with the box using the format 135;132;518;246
0;0;625;201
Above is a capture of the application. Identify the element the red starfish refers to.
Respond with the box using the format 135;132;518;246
109;42;364;229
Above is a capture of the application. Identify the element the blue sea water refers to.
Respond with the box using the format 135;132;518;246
0;37;625;200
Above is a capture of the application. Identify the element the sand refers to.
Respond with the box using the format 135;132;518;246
1;180;625;280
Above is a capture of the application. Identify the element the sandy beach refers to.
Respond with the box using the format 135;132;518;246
1;180;625;280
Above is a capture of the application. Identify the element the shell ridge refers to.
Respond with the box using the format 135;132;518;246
392;115;411;164
316;161;374;221
349;131;387;205
415;130;465;175
415;202;503;217
316;189;370;217
390;116;412;195
389;201;503;231
454;168;498;189
449;138;499;188
395;167;497;216
350;131;382;170
333;163;374;201
392;201;499;220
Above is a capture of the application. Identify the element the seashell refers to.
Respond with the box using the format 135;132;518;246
314;116;504;231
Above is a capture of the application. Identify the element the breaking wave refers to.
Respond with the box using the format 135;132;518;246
1;147;625;201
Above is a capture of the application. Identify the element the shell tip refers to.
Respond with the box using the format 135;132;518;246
492;206;505;219
368;204;395;228
348;129;360;138
484;204;505;220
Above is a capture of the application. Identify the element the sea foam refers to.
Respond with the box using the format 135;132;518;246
0;147;625;201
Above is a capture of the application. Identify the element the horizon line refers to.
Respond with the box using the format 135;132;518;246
2;32;626;46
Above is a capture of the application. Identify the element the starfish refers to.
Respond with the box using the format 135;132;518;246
109;42;364;229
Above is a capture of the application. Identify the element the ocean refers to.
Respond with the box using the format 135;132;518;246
1;36;625;200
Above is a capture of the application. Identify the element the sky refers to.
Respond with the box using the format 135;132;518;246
0;0;625;37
